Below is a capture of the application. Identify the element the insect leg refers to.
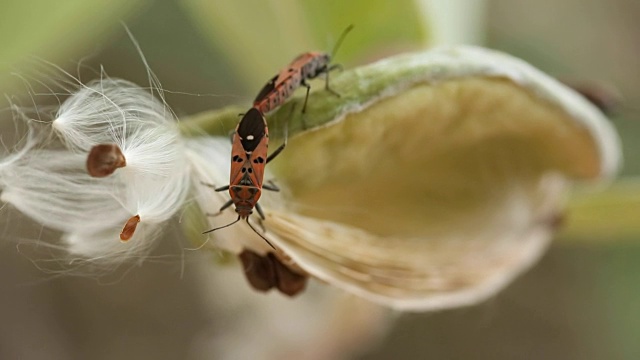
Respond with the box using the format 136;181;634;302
266;142;286;164
255;202;266;220
324;63;343;97
329;63;344;72
214;185;230;192
254;206;268;235
218;198;234;212
301;80;312;114
202;182;231;193
205;197;233;216
266;119;288;164
200;181;217;189
262;181;280;192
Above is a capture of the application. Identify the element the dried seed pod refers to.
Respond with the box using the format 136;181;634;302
268;252;308;296
120;215;140;241
239;249;276;292
86;143;126;177
239;249;308;296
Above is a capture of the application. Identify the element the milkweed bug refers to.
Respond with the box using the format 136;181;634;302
253;25;354;117
203;107;286;249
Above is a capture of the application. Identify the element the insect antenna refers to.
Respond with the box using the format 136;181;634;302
330;24;354;60
202;216;241;234
246;218;277;250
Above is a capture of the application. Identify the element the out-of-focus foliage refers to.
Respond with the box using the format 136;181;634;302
180;0;428;90
0;0;146;92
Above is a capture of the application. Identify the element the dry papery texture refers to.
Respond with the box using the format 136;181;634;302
189;46;620;311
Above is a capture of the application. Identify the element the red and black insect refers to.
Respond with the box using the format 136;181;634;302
203;107;286;248
253;25;354;116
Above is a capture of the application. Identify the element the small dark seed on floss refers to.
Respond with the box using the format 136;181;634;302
87;144;126;177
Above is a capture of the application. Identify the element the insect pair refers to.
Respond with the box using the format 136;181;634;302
203;25;354;246
203;26;352;296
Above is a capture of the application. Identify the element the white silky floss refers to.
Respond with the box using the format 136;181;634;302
1;78;190;260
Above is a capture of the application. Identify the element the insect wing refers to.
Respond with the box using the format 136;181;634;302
228;130;247;187
254;74;279;104
248;128;268;188
236;108;267;152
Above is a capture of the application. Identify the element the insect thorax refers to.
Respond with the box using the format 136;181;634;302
239;171;254;186
303;54;330;79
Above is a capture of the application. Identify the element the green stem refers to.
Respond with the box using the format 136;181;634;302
559;179;640;244
179;105;245;137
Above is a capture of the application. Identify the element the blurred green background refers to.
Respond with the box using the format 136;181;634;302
0;0;639;359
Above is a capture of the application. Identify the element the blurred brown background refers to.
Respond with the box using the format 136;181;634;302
0;0;639;359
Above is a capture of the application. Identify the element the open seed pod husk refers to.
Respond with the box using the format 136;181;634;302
187;46;621;311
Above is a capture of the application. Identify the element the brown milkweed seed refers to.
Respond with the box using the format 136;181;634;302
87;144;126;177
120;215;140;241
